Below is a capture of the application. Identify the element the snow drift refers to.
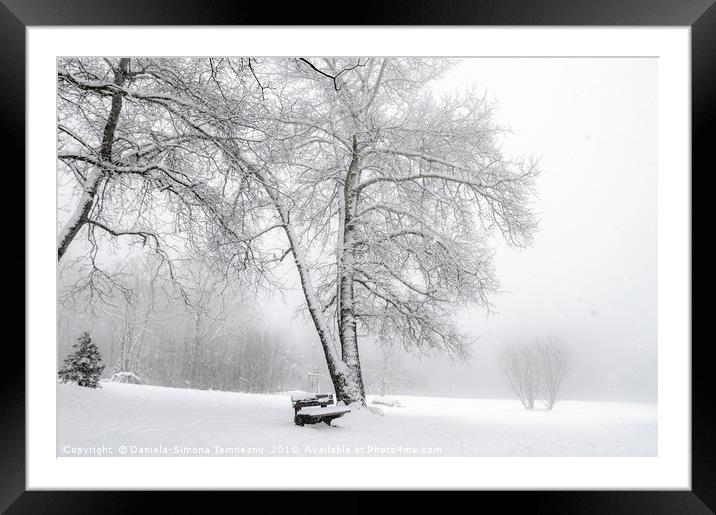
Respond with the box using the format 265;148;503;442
57;382;656;457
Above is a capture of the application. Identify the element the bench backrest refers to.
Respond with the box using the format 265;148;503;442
292;393;334;413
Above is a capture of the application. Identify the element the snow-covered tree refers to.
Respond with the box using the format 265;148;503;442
56;57;267;285
57;57;539;407
222;58;539;405
58;332;106;388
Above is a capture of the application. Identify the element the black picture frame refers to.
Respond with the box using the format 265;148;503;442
2;1;713;512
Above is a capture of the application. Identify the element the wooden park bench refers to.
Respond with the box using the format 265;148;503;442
290;393;351;426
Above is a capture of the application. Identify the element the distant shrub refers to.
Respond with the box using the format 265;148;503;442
500;337;572;410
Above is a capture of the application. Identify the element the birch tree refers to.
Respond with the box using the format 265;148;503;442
233;58;539;405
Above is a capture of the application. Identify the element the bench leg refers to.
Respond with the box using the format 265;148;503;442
323;418;332;426
294;415;305;426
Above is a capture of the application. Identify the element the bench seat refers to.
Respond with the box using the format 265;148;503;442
291;393;350;426
297;405;351;417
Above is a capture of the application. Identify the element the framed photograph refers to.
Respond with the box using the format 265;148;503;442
3;0;713;512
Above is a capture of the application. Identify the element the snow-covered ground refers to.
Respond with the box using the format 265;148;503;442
57;382;656;457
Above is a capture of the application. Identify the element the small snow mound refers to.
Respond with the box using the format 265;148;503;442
343;404;385;416
110;371;142;384
371;398;404;408
368;405;385;416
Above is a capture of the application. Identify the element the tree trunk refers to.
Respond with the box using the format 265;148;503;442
57;58;130;261
191;315;202;385
283;216;365;405
245;159;368;406
57;168;103;261
336;135;367;404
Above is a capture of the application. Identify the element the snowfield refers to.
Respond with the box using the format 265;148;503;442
57;382;656;457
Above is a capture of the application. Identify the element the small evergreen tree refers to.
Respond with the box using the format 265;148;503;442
58;332;105;388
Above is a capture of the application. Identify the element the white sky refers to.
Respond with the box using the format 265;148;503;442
267;58;658;401
441;58;656;400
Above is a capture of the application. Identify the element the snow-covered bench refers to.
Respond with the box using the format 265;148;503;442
291;393;350;426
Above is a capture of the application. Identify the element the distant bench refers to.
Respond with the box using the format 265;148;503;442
290;393;351;426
